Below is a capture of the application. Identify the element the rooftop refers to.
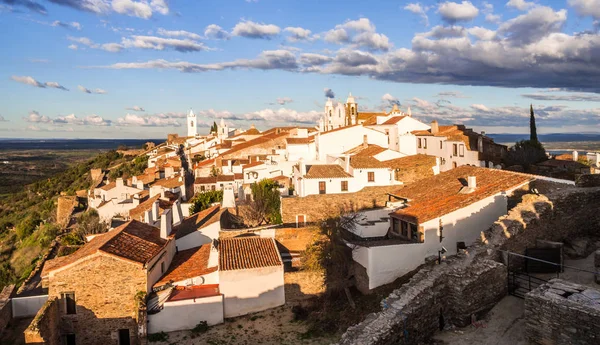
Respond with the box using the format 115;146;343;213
219;237;282;271
168;284;221;302
154;245;217;288
305;164;353;179
42;220;167;275
390;166;534;223
171;205;221;239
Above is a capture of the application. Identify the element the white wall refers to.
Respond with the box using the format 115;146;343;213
353;192;509;290
352;168;395;187
96;199;138;223
219;266;285;318
148;294;224;333
12;295;48;318
350;208;395;238
176;221;220;251
146;240;177;292
317;127;389;160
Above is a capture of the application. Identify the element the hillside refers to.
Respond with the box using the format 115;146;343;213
0;150;133;290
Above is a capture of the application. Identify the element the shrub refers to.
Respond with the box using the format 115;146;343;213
189;190;223;214
147;332;168;342
191;321;209;334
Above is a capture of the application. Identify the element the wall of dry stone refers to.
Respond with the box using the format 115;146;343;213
525;279;600;345
0;285;15;334
338;186;600;345
24;297;60;345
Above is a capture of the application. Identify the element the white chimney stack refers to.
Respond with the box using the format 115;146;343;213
572;151;578;162
152;199;160;222
467;176;477;189
344;154;351;173
299;159;307;176
160;209;172;239
172;200;183;226
144;209;153;224
116;178;124;188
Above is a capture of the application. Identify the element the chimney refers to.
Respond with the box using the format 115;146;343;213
363;135;368;148
160;209;172;239
133;194;140;206
172;200;183;225
299;159;307;176
144;209;153;224
467;176;477;189
344;154;351;173
152;199;160;221
431;120;439;134
116;178;124;188
136;181;144;190
572;151;578;162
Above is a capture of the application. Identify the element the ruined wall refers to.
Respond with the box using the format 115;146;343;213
0;285;14;333
525;279;600;345
281;186;392;225
24;297;60;345
338;186;600;345
339;258;505;345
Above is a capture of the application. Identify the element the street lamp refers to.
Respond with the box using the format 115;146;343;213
438;247;448;264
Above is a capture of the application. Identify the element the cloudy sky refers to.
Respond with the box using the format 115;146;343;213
1;0;600;139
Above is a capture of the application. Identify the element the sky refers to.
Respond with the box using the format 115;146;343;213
0;0;600;139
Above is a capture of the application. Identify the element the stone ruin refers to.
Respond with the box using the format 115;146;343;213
525;279;600;345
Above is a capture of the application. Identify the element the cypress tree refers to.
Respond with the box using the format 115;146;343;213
529;104;538;143
211;121;217;134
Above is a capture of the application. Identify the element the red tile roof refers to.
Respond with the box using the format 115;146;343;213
286;137;314;145
171;206;221;239
99;181;116;191
344;144;387;157
129;194;174;221
152;175;184;189
219;237;282;271
42;220;167;275
382;116;408;125
390;166;534;223
154;245;218;288
242;161;265;169
194;158;216;168
168;284;221;301
305;164;353;179
349;156;389;169
194;175;236;185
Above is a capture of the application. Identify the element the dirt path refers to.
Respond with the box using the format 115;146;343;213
432;296;527;345
150;304;337;345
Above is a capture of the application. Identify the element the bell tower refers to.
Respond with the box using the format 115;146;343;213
187;109;197;137
346;92;357;125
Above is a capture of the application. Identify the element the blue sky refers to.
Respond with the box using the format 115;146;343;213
1;0;600;138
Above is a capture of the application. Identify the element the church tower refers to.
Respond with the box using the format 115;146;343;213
345;92;357;125
324;98;334;131
217;118;229;142
187;109;197;137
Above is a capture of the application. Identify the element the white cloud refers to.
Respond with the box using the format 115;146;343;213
157;28;201;40
126;106;145;111
498;6;567;44
77;85;107;94
506;0;535;11
438;1;479;23
382;93;400;106
51;20;82;30
68;44;78;50
275;97;293;105
121;35;209;52
299;53;333;66
284;27;313;42
569;0;600;19
101;43;123;52
232;20;280;39
324;18;391;51
116;113;182;127
404;3;430;26
111;0;168;19
68;36;99;48
522;92;600;102
204;24;230;40
486;13;502;24
24;111;51;123
11;76;68;90
467;26;497;40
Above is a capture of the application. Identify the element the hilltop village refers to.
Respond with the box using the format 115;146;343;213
1;94;600;345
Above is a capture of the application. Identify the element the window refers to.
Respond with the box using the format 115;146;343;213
453;162;458;168
440;141;443;149
341;181;348;191
190;121;194;127
62;292;76;315
118;329;131;345
453;144;458;156
211;185;216;191
423;138;427;149
329;110;332;117
297;214;306;228
410;223;419;241
160;261;165;274
459;144;465;157
63;333;76;345
200;185;205;192
368;172;375;182
319;181;326;194
418;138;422;148
401;221;409;237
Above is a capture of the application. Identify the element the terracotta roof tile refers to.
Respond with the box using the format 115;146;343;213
382;116;408;125
194;158;216;168
344;144;387;157
171;206;221;239
129;194;174;221
219;237;282;271
286;137;314;145
305;164;353;179
42;220;167;275
242;161;265;169
154;245;217;288
349;156;388;169
152;175;184;189
99;181;116;191
390;166;533;223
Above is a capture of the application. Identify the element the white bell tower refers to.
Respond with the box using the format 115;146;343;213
187;109;197;137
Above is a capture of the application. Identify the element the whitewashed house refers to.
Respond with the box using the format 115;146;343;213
348;166;534;292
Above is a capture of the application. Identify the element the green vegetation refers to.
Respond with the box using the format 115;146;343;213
108;154;149;180
147;332;169;342
0;150;126;290
74;209;108;241
210;121;218;134
246;179;282;226
189;190;223;214
530;104;538;143
505;105;547;171
192;321;209;334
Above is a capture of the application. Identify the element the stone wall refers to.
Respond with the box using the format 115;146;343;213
24;297;60;345
576;174;600;187
0;285;14;334
525;279;600;345
281;186;393;225
339;257;505;345
338;186;600;345
47;254;147;345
